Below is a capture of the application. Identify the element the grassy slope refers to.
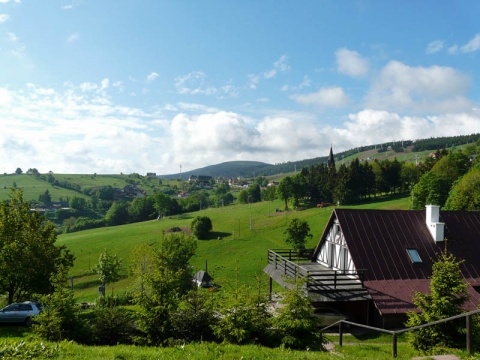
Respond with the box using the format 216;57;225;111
58;195;410;301
0;174;177;202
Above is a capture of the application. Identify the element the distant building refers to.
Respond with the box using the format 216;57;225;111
146;172;157;177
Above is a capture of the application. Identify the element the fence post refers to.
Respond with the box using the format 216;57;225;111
467;314;472;356
339;322;343;346
392;333;397;358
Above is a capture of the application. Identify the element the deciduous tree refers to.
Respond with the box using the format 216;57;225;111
284;218;312;250
190;215;212;240
0;189;74;303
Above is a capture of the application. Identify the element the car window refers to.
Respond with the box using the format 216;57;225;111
3;304;20;312
19;304;33;311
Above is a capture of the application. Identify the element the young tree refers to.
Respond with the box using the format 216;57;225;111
405;251;469;353
212;263;272;345
284;218;312;251
171;287;216;342
131;233;197;345
0;189;74;303
93;249;123;295
272;278;323;350
33;265;86;342
190;215;212;240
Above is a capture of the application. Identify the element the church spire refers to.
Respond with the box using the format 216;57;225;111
327;145;335;168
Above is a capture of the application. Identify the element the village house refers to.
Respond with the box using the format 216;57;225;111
264;205;480;328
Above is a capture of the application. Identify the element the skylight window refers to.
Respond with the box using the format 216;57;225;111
407;249;422;264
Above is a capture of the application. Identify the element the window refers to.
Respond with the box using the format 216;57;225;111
407;249;422;264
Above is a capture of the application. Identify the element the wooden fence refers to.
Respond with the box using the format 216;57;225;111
322;308;480;358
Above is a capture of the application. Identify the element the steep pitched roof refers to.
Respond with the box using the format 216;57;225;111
194;270;213;283
313;208;480;314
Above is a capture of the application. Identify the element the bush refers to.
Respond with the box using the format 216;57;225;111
190;216;212;240
92;305;135;345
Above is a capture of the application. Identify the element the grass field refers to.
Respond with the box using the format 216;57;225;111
58;194;410;302
0;328;473;359
0;173;178;202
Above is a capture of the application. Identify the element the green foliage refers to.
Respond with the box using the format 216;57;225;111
277;176;293;210
92;300;135;345
0;189;74;303
272;279;323;350
0;339;61;358
191;215;213;240
93;248;123;289
105;201;130;226
33;265;87;342
212;266;272;345
38;189;52;206
131;233;197;345
444;166;480;210
171;287;216;342
405;251;469;353
284;218;312;250
411;172;451;209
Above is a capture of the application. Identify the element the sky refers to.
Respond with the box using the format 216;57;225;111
1;1;480;175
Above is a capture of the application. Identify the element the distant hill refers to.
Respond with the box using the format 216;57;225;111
159;161;271;180
160;133;480;179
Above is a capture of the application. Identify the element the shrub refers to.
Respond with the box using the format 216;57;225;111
92;304;135;345
190;216;212;240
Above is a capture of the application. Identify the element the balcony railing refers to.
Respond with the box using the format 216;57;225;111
267;249;366;292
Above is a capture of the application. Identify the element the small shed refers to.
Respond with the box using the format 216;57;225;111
194;270;214;288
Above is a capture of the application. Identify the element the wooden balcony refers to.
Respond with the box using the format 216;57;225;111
264;249;370;302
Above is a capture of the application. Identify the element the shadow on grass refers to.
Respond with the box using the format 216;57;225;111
0;324;32;338
203;231;232;240
74;274;128;290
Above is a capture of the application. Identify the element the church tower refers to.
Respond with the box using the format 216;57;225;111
327;146;335;168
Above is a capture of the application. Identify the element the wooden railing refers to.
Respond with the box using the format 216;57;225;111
267;249;366;291
322;308;480;358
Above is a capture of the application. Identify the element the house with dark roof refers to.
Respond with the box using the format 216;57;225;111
264;205;480;328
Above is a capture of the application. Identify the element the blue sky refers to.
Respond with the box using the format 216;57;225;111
1;0;480;175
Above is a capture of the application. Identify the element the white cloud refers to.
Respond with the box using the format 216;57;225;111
248;55;290;89
366;60;471;112
291;87;349;108
0;14;9;22
67;32;79;43
461;33;480;53
0;88;12;106
426;40;443;54
175;71;217;95
1;77;479;176
146;72;159;83
338;109;480;150
336;48;369;77
281;76;312;92
447;45;458;54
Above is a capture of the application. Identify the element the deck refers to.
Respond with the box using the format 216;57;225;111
264;249;371;302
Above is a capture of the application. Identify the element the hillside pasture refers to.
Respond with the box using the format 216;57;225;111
58;195;410;302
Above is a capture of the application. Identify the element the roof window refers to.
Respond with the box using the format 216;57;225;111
407;249;422;264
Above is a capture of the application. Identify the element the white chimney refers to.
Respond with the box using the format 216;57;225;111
425;204;444;242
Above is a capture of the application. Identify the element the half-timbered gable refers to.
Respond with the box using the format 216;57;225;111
315;219;355;273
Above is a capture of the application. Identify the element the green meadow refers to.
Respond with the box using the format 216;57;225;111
0;173;176;202
58;194;410;301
